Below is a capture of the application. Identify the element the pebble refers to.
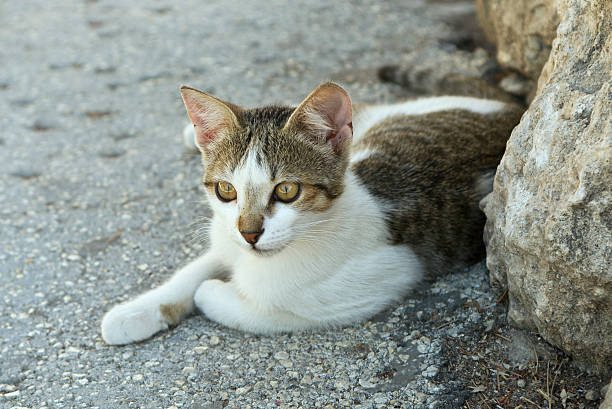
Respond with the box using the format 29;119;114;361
209;335;220;346
235;386;251;395
517;379;526;387
335;379;349;390
300;375;312;384
359;378;376;388
194;346;207;354
133;374;144;381
279;359;293;368
374;393;387;404
585;389;598;401
422;365;439;378
274;351;289;360
3;390;20;397
182;367;196;375
601;382;610;397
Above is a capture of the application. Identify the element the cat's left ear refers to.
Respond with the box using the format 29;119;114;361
284;82;352;155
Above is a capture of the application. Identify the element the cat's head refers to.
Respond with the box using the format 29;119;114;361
181;83;353;256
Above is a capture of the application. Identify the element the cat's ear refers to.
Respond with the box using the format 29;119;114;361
284;82;352;155
180;85;242;151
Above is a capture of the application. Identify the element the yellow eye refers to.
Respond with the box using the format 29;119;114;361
216;181;237;202
274;181;300;203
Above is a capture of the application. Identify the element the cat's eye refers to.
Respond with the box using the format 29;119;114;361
274;181;300;203
216;181;237;202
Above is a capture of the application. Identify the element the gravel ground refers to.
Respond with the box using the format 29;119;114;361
0;1;607;408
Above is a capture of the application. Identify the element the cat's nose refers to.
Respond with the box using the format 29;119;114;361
240;230;264;245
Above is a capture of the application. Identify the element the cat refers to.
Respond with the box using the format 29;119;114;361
101;82;523;344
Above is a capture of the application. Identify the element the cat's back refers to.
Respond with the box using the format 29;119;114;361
350;96;524;275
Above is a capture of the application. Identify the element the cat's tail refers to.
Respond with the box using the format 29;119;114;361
378;65;522;105
182;123;200;152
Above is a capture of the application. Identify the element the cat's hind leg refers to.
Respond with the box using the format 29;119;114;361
101;251;225;344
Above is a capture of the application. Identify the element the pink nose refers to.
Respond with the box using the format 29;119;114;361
240;230;263;245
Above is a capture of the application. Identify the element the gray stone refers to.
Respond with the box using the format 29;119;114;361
483;0;612;376
475;0;559;80
601;379;612;409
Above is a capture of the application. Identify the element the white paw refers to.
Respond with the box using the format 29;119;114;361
182;123;199;152
101;301;168;345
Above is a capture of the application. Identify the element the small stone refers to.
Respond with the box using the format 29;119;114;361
3;390;20;397
600;382;610;398
76;378;88;385
67;254;81;261
374;393;387;404
274;351;289;360
209;335;220;346
585;389;598;401
137;264;148;271
417;343;430;354
235;386;251;395
194;346;207;354
335;379;349;390
300;375;312;384
517;379;526;387
279;359;293;368
269;380;279;388
132;374;144;381
182;366;196;375
422;365;438;378
359;378;376;388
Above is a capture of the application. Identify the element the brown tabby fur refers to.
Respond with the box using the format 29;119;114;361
352;106;524;274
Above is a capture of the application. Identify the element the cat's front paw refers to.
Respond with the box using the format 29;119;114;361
101;301;168;345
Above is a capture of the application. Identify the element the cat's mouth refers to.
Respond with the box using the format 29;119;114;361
250;247;282;257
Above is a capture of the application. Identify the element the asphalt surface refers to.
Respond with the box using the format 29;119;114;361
0;1;530;408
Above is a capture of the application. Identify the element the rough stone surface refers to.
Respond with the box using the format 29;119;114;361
483;0;612;376
475;0;559;80
601;379;612;409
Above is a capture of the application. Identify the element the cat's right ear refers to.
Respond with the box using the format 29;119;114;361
180;86;241;151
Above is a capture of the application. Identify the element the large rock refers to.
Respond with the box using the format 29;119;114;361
482;0;612;376
475;0;559;80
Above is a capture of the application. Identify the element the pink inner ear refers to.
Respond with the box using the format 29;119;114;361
190;108;221;146
328;122;353;153
314;89;352;151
